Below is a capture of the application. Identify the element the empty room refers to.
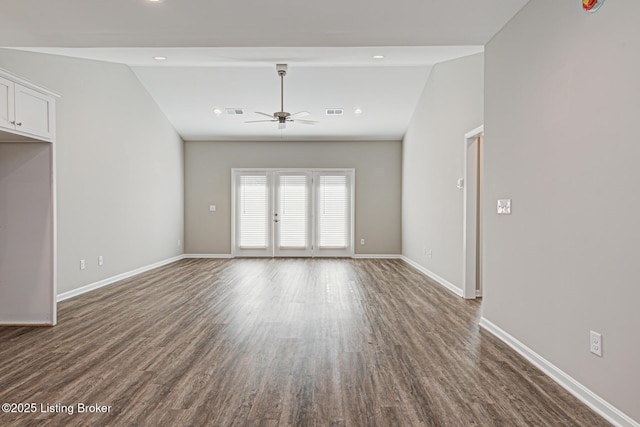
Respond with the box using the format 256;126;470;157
1;0;638;426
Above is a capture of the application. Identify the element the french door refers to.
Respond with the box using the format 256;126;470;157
274;172;312;256
232;169;354;257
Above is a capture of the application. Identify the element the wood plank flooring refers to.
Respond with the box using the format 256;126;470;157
0;258;609;426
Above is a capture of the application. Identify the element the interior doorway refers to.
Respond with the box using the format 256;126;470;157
463;126;484;299
232;168;354;258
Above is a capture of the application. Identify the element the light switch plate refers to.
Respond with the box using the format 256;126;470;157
209;205;216;212
497;199;511;215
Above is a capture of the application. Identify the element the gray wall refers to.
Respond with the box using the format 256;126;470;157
0;143;54;322
0;49;185;294
484;0;640;422
185;140;401;255
402;53;484;289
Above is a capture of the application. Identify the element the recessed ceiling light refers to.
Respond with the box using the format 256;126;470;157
148;0;162;2
213;108;223;116
373;55;385;59
354;108;363;115
153;56;167;61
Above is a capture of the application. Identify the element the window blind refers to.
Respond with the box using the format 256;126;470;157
318;175;347;248
238;175;267;248
278;175;308;248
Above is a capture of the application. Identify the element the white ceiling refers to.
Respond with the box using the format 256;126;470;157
0;0;530;141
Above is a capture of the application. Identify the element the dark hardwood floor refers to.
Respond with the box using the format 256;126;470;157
0;258;608;426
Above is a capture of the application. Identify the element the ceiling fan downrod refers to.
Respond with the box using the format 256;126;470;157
277;64;287;120
280;70;285;114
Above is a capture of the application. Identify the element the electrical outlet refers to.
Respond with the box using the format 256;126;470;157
428;250;433;259
360;238;365;245
80;259;86;270
178;239;181;246
497;199;512;215
98;255;103;266
590;331;602;357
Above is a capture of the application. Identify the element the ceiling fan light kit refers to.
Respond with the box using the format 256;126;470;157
245;64;319;130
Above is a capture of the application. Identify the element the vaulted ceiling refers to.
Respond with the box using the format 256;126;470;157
1;0;530;141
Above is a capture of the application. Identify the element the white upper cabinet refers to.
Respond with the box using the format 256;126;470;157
14;84;55;140
0;76;15;130
0;71;57;142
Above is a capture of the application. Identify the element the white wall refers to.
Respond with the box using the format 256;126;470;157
0;49;184;295
402;53;484;289
484;0;640;423
185;140;402;255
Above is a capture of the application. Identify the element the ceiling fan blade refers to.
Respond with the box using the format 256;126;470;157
254;111;275;119
278;122;286;130
292;119;319;125
289;111;310;118
245;119;277;123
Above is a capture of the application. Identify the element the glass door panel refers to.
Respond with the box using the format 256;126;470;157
274;172;312;257
314;172;353;257
233;171;273;257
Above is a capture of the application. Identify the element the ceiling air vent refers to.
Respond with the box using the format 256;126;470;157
225;108;244;115
325;108;344;116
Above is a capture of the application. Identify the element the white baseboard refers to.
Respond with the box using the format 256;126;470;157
183;254;234;259
479;317;639;427
0;319;54;326
352;254;402;259
183;254;406;260
184;254;403;259
57;255;186;302
400;256;464;298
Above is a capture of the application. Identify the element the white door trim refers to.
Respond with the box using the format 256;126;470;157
462;125;484;299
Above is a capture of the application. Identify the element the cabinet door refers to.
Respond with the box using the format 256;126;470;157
14;84;55;140
0;76;15;130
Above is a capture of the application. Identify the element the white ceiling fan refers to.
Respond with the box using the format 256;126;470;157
246;64;319;130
